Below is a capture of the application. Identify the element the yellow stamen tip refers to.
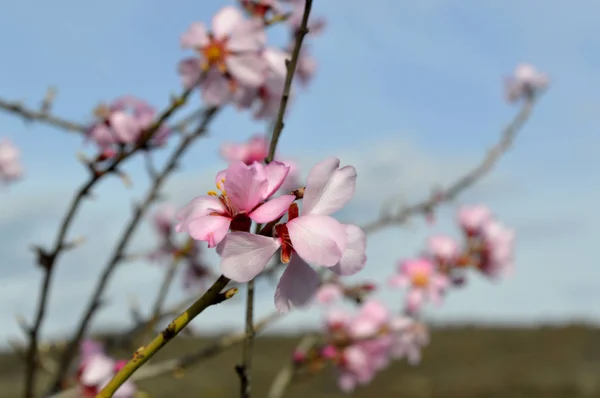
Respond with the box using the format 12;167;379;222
207;191;218;197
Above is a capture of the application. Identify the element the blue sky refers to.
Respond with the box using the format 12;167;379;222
0;0;599;347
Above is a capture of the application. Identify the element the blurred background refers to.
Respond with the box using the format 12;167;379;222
0;0;599;397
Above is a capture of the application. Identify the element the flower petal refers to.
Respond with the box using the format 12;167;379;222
217;232;280;282
226;53;267;87
223;161;268;212
178;58;203;89
80;354;115;385
249;194;295;223
212;6;245;39
228;18;267;52
287;215;346;266
274;255;319;313
330;224;367;276
263;161;290;198
175;196;226;233
181;22;209;48
200;69;232;106
303;156;357;216
186;215;231;248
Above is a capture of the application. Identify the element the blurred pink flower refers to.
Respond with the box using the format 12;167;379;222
479;219;515;279
505;64;549;103
220;134;269;165
176;160;294;248
389;317;430;365
458;204;492;236
286;0;326;36
77;347;136;398
86;96;169;153
179;6;267;106
152;203;176;238
427;235;460;265
315;283;344;305
0;139;23;183
389;257;448;314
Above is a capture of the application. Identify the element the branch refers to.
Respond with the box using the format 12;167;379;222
267;334;318;398
45;106;220;394
360;96;541;234
24;88;198;398
95;277;237;398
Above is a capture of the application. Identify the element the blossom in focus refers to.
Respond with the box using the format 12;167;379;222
389;257;448;314
176;160;294;248
215;157;366;312
0;139;23;183
179;6;267;106
505;64;549;103
86;96;169;154
77;343;136;398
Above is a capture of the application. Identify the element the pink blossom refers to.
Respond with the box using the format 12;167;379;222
176;160;294;248
458;204;492;236
389;317;429;365
295;46;317;86
479;219;515;279
389;257;449;314
315;283;344;305
0;139;23;183
86;96;169;153
505;64;549;103
427;235;460;265
277;158;301;193
239;0;284;18
215;157;366;311
152;203;176;238
77;349;136;398
179;6;267;106
220;134;269;165
286;0;326;36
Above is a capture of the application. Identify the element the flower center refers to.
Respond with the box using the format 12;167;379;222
275;203;300;263
200;36;229;72
411;271;429;288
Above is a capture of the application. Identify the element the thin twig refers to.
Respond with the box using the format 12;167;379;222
360;97;540;234
24;87;197;398
0;97;88;133
267;334;318;398
95;278;237;398
46;106;220;394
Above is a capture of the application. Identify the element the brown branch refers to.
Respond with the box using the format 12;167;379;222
0;97;88;134
360;96;541;234
44;106;220;395
24;87;198;398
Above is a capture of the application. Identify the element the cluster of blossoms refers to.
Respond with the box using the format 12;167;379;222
76;340;136;398
389;204;515;315
0;139;23;184
85;96;171;160
178;0;321;119
293;300;429;392
175;156;367;312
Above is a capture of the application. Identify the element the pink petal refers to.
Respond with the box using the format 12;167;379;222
178;58;203;89
217;232;281;282
338;372;357;393
406;289;424;313
274;256;319;313
109;112;140;143
200;70;233;106
303;157;357;216
223;161;268;212
228;18;267;52
215;169;227;187
330;224;367;276
388;274;409;288
226;53;267;87
287;215;346;266
186;215;231;248
264;47;289;78
181;22;209;48
212;6;245;39
80;354;115;385
175;196;226;233
249;194;295;223
263;161;290;197
315;283;343;304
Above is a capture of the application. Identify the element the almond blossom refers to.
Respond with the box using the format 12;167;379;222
388;317;430;365
215;157;367;311
427;235;460;266
176;160;295;248
86;96;170;155
505;64;549;103
315;283;344;305
389;257;449;314
478;219;515;279
0;138;23;183
77;343;136;398
179;6;267;106
458;204;493;236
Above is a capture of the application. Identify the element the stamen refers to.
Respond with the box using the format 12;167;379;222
207;191;218;197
